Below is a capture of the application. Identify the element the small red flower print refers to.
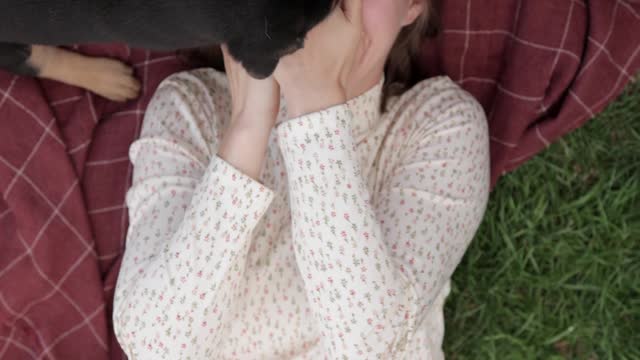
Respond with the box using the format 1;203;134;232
112;73;489;359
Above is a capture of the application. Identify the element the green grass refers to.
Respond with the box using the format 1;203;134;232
443;79;640;360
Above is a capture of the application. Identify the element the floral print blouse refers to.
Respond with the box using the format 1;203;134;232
113;68;490;359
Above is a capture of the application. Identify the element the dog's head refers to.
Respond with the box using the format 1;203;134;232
226;0;336;79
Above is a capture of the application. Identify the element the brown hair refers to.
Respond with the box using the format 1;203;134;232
381;0;438;112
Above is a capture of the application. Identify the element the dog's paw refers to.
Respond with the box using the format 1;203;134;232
33;46;141;102
76;58;141;102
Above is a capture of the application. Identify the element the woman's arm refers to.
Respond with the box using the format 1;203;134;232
217;45;281;180
275;85;490;358
273;0;488;355
112;71;276;359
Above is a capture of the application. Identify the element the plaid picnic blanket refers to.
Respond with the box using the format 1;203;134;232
1;0;639;358
0;44;188;359
421;0;640;186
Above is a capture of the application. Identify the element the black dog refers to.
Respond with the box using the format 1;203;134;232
0;0;335;100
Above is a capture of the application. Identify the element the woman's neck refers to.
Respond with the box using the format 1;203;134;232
346;67;384;101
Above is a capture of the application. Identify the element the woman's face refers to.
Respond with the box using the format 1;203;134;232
347;0;425;98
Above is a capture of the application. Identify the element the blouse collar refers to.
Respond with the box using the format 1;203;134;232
346;77;384;141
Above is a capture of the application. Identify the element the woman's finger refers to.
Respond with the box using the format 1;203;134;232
220;44;235;71
343;0;363;25
220;44;229;58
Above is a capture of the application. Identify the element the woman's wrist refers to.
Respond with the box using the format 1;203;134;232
230;110;277;132
217;119;272;181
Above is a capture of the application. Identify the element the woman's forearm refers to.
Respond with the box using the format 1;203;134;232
217;116;272;182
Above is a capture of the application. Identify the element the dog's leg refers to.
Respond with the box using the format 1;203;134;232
29;45;141;102
0;43;39;76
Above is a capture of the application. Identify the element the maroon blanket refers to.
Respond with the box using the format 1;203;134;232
1;1;639;358
421;0;640;186
0;44;188;359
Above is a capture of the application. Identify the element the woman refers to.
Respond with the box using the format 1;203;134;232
113;0;490;358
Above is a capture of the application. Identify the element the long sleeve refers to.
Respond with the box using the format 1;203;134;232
113;72;275;359
275;88;490;358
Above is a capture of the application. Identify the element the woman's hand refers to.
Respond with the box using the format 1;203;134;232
217;45;280;181
274;0;364;118
221;45;280;128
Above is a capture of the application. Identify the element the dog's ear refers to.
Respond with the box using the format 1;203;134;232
242;56;279;79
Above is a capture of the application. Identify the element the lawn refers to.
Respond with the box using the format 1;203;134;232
443;79;640;359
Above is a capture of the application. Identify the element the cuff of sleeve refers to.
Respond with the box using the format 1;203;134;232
205;154;276;228
275;104;355;176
